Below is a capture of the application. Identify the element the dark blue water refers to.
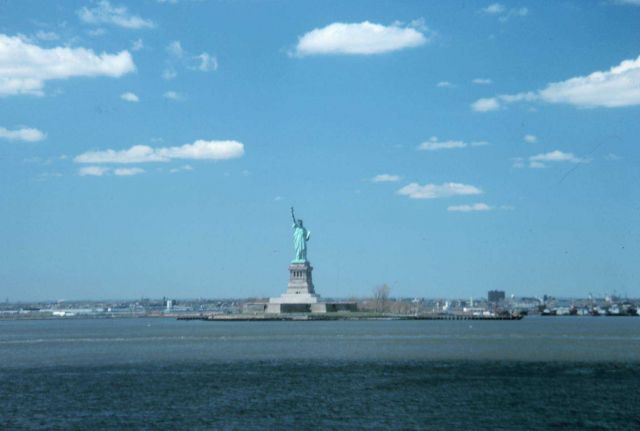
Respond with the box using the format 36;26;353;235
1;318;639;430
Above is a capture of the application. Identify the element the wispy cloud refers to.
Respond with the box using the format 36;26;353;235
78;166;144;176
164;40;217;78
371;174;401;183
77;1;154;29
35;172;63;182
193;53;218;72
293;21;430;56
34;31;59;41
0;126;46;142
74;140;245;164
120;92;139;102
529;150;585;166
78;166;110;176
472;92;537;112
447;203;493;212
167;40;184;58
0;34;135;97
131;38;144;51
87;28;107;37
417;137;488;152
613;0;640;6
472;55;640;111
436;81;454;88
397;182;482;199
114;167;144;176
163;91;183;101
480;3;529;21
162;69;177;80
472;78;492;85
481;3;506;14
169;164;193;173
524;134;537;143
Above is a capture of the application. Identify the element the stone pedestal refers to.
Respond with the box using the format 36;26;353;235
268;261;322;312
286;262;315;295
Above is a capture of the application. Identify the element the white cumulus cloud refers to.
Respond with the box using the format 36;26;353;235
515;150;588;169
538;56;640;107
294;21;429;56
529;150;585;167
0;126;46;142
120;92;139;102
471;97;501;112
77;1;154;29
371;174;401;183
472;55;640;111
0;34;135;97
74;140;245;164
397;182;483;199
418;137;488;151
448;203;493;212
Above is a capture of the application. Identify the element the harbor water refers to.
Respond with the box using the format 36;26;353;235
1;317;639;430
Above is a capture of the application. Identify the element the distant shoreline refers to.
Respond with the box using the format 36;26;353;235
2;313;639;322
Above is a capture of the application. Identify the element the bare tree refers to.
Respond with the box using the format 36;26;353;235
373;284;391;313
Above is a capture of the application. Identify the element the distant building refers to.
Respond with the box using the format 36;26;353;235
488;290;505;303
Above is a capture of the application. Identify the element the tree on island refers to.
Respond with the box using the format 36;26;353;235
373;284;391;313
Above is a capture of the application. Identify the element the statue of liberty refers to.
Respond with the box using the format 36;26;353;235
290;207;310;263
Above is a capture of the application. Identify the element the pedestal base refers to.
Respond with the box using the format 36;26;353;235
262;260;357;314
265;302;328;313
264;302;357;314
270;293;319;304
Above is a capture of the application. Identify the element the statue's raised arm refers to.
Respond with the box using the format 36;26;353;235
290;207;297;226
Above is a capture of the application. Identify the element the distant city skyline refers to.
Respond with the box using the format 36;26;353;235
1;0;639;301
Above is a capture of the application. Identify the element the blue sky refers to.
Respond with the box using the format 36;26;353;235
1;0;639;301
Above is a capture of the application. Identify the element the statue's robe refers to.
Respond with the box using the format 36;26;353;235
292;224;310;262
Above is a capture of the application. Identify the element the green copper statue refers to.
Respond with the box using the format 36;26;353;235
290;207;310;263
